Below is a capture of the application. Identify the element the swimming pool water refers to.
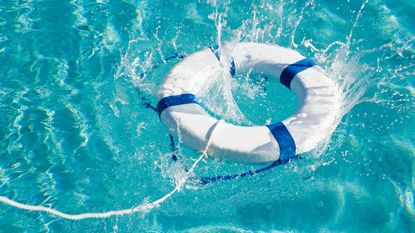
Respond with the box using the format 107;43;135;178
0;0;414;232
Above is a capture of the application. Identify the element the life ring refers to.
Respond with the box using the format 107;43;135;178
157;42;342;164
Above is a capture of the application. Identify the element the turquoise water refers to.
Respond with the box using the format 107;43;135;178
1;0;414;231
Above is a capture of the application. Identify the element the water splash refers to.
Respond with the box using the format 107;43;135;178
203;0;249;124
290;0;314;48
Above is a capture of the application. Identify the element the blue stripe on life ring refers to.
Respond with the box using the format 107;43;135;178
209;45;220;61
209;45;236;77
229;57;236;76
157;94;198;117
280;58;315;89
266;122;296;162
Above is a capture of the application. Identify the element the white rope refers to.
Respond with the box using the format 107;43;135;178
0;120;224;220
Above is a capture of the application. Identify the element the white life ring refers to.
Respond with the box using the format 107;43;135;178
157;42;342;164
